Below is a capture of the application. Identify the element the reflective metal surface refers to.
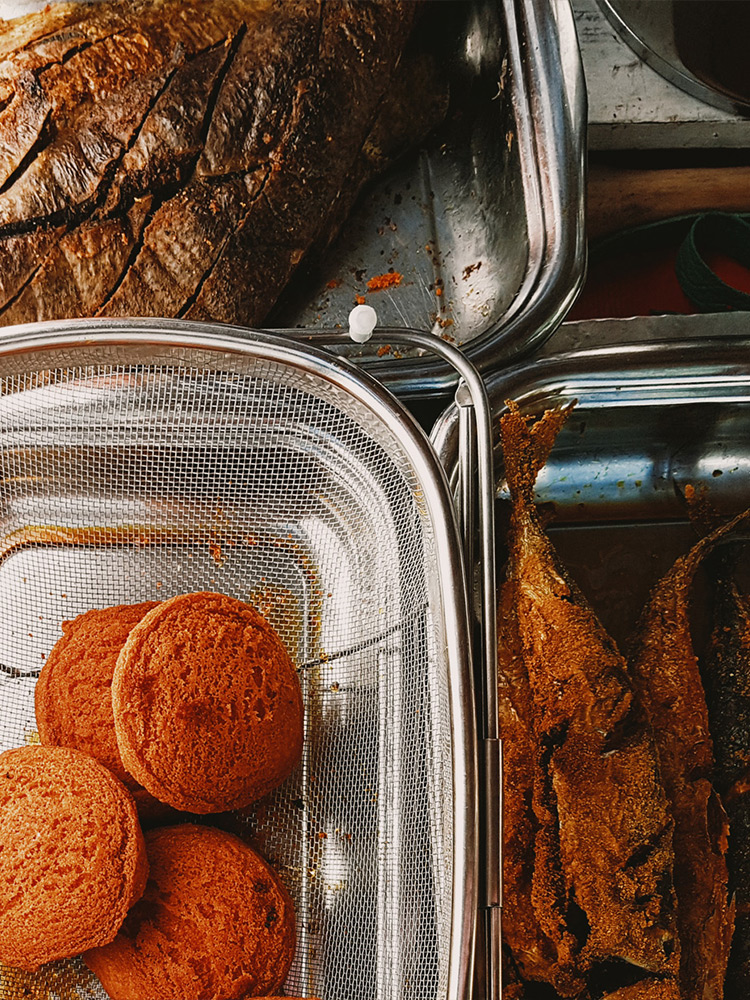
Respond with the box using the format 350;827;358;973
432;338;750;991
433;337;750;492
0;318;478;1000
277;0;587;394
0;0;586;395
599;0;750;117
433;336;750;640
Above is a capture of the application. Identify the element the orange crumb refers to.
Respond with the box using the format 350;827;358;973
326;279;341;289
355;295;366;305
377;344;392;357
366;272;402;292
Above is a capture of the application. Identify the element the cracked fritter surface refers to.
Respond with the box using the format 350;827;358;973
112;591;304;813
83;823;294;999
34;600;170;821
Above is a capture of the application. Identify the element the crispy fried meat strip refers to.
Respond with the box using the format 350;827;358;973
627;510;750;999
499;402;678;997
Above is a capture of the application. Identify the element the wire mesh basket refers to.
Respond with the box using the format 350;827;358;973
0;319;493;1000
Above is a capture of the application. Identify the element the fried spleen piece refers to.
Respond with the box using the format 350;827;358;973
499;401;678;996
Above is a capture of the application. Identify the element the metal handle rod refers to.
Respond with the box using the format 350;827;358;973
302;324;498;739
456;396;477;589
300;324;502;1000
345;327;502;1000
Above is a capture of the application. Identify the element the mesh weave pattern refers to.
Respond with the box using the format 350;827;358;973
0;346;454;1000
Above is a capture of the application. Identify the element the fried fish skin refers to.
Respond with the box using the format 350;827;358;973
497;576;578;991
627;512;750;1000
723;783;750;993
705;573;750;796
703;567;750;994
499;402;678;993
0;0;434;327
601;981;681;1000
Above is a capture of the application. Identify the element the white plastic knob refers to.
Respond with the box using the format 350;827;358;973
348;304;378;344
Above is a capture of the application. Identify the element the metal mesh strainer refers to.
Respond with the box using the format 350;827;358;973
0;320;483;1000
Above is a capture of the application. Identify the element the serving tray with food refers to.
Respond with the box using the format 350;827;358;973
432;337;750;999
0;0;585;394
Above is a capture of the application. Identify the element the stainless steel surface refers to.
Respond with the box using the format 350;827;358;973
276;0;586;393
0;0;585;394
432;337;750;497
0;318;478;1000
458;398;477;575
545;310;750;358
599;0;750;117
575;0;750;149
432;336;750;993
390;330;501;999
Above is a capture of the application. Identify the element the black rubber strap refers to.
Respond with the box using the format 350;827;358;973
676;212;750;312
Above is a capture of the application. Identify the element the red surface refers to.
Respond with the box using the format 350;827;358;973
569;244;750;321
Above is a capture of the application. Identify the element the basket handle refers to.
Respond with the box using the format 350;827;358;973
297;321;502;1000
359;327;502;1000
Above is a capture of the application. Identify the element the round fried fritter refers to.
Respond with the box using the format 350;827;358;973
84;823;296;999
112;591;303;813
0;745;148;971
34;601;169;820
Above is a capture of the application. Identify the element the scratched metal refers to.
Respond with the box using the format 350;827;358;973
0;327;475;1000
0;0;586;395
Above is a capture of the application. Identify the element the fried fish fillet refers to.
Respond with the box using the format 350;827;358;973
701;556;750;994
499;402;678;995
705;568;750;796
627;512;750;1000
498;575;576;992
601;981;681;1000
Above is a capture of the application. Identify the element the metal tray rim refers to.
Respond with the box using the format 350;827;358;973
431;336;750;479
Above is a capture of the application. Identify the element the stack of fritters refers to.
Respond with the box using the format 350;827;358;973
0;590;305;999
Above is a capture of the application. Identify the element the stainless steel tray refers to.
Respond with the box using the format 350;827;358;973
432;335;750;648
432;339;750;997
0;0;585;396
598;0;750;117
277;0;587;395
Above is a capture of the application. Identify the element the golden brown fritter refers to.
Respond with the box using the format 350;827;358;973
112;591;304;813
